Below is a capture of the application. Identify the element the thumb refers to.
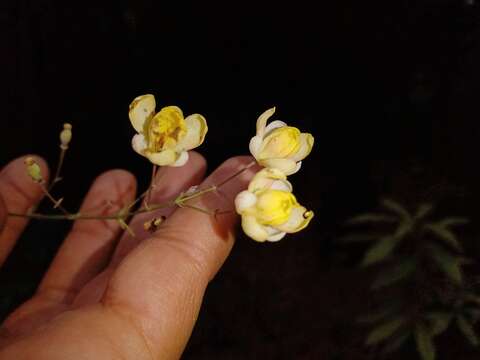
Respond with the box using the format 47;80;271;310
102;156;259;359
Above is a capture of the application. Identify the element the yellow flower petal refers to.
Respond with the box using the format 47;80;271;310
241;215;269;242
146;149;177;166
258;126;301;160
146;106;186;152
129;94;156;133
259;158;298;175
255;190;298;226
263;120;287;136
291;133;314;162
248;168;289;193
176;114;208;151
256;107;276;136
276;206;314;233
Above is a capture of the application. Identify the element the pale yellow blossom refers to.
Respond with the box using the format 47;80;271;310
129;94;208;166
249;107;314;175
235;168;314;242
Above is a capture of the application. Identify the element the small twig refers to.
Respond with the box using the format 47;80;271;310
7;161;258;223
40;183;69;215
216;160;256;188
144;164;158;208
178;161;257;203
8;200;176;221
48;147;67;192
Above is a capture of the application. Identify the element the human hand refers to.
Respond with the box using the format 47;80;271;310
0;152;257;359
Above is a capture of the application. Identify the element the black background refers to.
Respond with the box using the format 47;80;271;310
1;1;480;358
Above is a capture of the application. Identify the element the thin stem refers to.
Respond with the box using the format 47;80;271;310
177;185;217;203
6;161;258;222
7;200;176;221
179;203;216;216
216;160;256;188
145;164;158;207
40;183;69;215
7;212;119;221
178;161;257;203
48;147;67;192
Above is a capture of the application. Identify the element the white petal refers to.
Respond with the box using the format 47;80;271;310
260;158;298;175
256;107;276;137
267;232;287;242
276;206;314;233
264;120;287;137
235;191;257;214
146;149;177;166
176;114;208;150
290;161;302;175
269;179;293;192
264;226;287;242
171;151;189;167
132;134;147;155
291;133;314;162
249;136;263;158
241;215;269;242
129;94;156;133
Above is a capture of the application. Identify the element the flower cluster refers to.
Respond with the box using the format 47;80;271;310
128;95;314;242
236;108;314;242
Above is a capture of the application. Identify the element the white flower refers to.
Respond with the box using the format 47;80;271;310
249;107;314;175
129;94;208;166
235;168;314;242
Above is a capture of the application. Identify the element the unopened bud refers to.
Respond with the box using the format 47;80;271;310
24;157;43;183
60;123;72;150
143;216;166;232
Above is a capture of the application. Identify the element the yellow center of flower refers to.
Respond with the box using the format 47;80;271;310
258;126;301;160
146;106;187;152
255;189;298;226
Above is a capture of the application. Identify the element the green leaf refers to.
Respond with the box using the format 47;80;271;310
428;244;463;285
414;323;436;360
415;203;434;220
347;213;398;225
381;199;411;220
437;217;469;228
357;303;401;324
366;317;405;345
457;316;479;347
371;259;416;289
362;236;399;267
393;221;413;240
382;332;411;355
424;224;463;252
425;312;452;336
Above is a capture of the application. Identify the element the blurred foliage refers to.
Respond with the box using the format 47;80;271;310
345;199;479;360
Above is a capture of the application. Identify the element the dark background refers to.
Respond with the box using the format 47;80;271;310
1;0;480;358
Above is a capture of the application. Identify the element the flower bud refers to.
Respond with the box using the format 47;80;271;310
249;108;314;176
144;216;166;232
60;123;73;149
24;157;43;183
